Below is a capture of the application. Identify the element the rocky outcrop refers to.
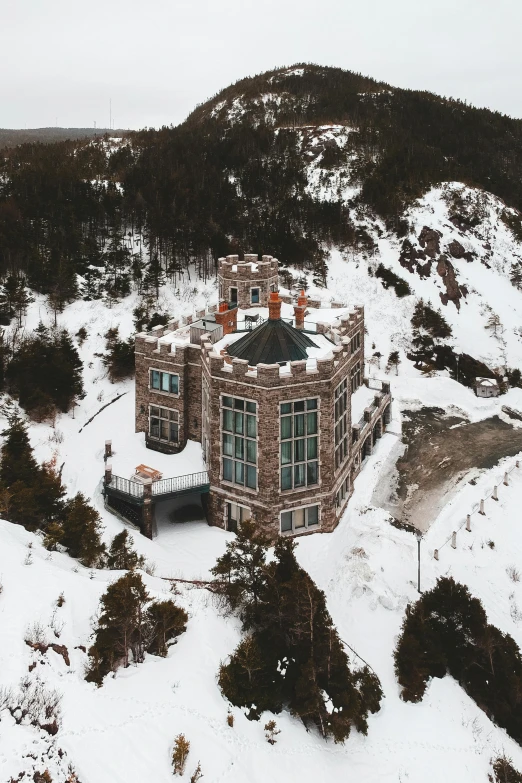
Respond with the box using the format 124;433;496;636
398;239;432;278
437;255;466;309
448;238;474;262
418;226;442;258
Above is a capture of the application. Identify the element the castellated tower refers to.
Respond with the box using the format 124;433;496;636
217;254;279;309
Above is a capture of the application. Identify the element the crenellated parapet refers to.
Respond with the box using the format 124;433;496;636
199;332;354;388
217;254;279;308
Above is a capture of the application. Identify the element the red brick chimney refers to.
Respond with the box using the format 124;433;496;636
293;290;307;330
214;301;237;335
268;290;282;321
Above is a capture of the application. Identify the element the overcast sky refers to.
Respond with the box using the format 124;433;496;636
2;0;521;130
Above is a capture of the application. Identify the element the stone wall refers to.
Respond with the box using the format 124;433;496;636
217;254;279;309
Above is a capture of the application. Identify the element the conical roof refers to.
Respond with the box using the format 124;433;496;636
227;318;317;365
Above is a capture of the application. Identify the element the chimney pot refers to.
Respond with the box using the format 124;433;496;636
268;290;282;321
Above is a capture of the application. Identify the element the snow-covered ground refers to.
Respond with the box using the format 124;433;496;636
2;222;522;780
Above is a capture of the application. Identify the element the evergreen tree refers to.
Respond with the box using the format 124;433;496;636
107;529;144;570
211;519;269;626
85;572;188;684
145;600;188;657
0;413;39;487
394;577;522;744
214;527;382;741
60;493;106;567
6;326;84;418
0;414;65;531
142;254;166;299
85;571;151;684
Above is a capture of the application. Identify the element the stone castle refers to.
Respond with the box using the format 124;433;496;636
131;254;391;538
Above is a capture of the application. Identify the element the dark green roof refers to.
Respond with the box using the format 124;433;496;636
227;318;317;365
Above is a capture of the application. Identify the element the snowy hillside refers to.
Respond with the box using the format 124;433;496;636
2;270;522;781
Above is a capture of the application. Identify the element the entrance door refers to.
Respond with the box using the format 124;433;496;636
226;501;250;533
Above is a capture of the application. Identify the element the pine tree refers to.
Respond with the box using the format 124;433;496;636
12;276;34;327
142;253;166;300
211;519;269;625
145;600;188;657
107;529;145;570
0;413;39;487
61;493;105;567
85;571;151;684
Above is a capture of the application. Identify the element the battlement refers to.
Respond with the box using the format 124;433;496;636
199;333;356;387
217;254;279;280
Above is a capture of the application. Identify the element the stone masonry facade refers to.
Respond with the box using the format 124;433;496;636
134;255;392;539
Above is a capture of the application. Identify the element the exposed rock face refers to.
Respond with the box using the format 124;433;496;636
437;255;465;309
448;238;474;262
398;239;432;278
418;226;442;258
448;239;465;258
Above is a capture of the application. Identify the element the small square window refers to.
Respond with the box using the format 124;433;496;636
246;401;256;413
294;400;305;412
307;399;317;410
251;288;260;304
281;402;292;414
234;398;244;410
223;396;233;408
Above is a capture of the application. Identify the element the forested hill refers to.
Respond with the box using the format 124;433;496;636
0;127;127;149
1;63;522;304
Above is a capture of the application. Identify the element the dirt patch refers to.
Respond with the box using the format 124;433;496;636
386;408;522;531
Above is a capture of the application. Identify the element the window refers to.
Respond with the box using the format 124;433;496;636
150;369;179;395
351;361;362;393
334;378;349;470
251;287;260;304
149;405;179;444
221;396;257;489
281;504;319;533
350;331;361;354
226;501;250;533
336;476;350;510
230;287;238;305
280;399;319;490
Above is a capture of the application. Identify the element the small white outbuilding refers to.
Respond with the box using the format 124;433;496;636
474;377;499;398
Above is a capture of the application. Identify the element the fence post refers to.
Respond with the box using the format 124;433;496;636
434;549;439;561
479;499;485;515
451;531;457;549
517;460;520;469
503;472;509;486
104;463;112;485
493;485;498;501
104;440;112;460
466;514;471;532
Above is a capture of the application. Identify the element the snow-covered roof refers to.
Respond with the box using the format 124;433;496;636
475;377;498;387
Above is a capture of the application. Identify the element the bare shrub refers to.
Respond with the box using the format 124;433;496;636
143;560;156;577
507;566;521;583
7;677;62;733
190;761;203;782
56;592;65;607
25;621;48;646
